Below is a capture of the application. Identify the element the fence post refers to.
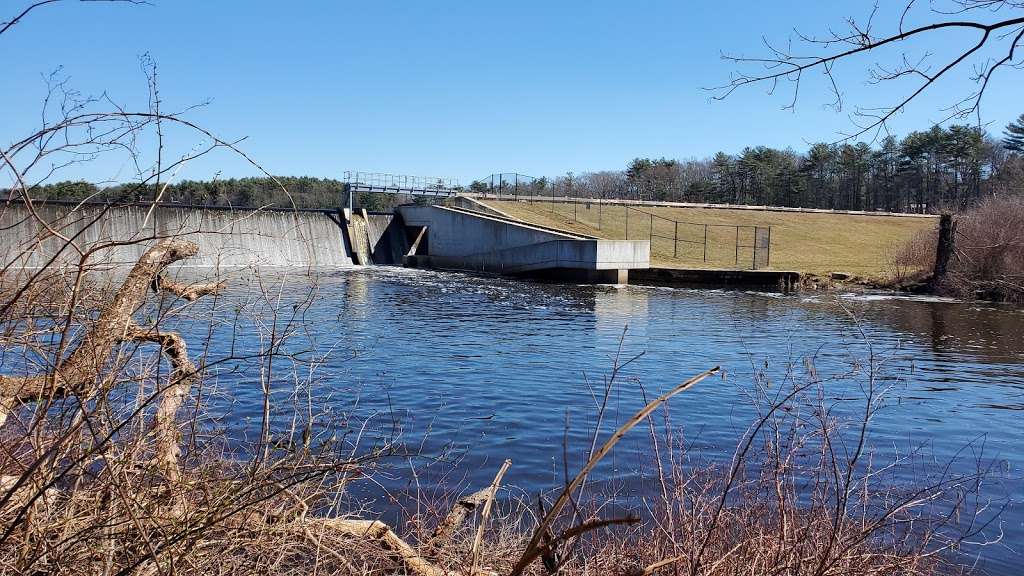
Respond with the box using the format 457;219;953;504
703;224;708;263
574;188;578;222
625;207;629;239
766;226;771;267
649;213;653;245
735;226;740;266
598;196;602;229
673;221;678;258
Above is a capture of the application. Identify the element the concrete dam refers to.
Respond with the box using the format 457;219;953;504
1;203;354;270
1;199;650;283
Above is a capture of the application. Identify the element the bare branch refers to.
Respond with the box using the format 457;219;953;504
713;2;1024;141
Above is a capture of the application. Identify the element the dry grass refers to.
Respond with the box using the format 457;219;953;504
482;200;936;278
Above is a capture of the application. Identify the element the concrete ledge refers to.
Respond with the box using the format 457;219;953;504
632;267;801;292
470;195;939;219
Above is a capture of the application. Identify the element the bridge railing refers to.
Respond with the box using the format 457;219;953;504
343;171;460;195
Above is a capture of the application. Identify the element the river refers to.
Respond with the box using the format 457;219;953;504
181;266;1023;574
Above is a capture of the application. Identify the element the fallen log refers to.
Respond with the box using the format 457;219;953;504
0;238;223;483
422;488;492;556
317;518;496;576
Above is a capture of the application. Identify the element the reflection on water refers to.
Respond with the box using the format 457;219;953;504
175;267;1023;574
840;293;1024;364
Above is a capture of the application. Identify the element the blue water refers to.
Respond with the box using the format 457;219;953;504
172;266;1023;574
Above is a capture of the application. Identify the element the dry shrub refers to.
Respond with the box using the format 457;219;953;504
488;353;997;576
888;229;937;285
0;245;388;575
950;194;1024;301
891;194;1024;300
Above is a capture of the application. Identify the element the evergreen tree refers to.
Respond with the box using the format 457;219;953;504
711;152;737;204
1004;113;1024;154
11;124;1017;214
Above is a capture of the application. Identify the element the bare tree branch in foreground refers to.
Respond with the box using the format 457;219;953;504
714;1;1024;141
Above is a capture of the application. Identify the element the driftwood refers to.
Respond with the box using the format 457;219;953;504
0;238;222;482
324;519;460;576
422;488;493;556
274;477;507;576
316;517;497;576
319;482;508;576
125;326;198;483
472;459;512;574
151;272;226;302
508;368;720;576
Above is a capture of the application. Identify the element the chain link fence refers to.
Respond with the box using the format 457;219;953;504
475;174;771;270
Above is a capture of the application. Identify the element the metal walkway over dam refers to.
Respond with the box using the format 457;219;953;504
342;171;559;199
343;172;460;203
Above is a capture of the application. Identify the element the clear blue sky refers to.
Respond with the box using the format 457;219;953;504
3;0;1021;185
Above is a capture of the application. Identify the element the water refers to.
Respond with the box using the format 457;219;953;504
175;266;1023;574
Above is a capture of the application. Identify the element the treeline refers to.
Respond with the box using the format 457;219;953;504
13;176;345;209
478;123;1024;214
10;175;419;212
10;122;1024;215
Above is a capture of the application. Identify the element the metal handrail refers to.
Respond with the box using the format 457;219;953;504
343;171;460;193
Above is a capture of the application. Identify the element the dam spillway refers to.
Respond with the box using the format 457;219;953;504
1;202;354;270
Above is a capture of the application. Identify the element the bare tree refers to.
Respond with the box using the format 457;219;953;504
714;1;1024;141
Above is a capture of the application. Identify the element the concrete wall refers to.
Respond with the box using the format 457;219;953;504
400;204;584;258
443;196;513;218
365;213;409;265
1;203;353;270
411;239;647;274
398;205;649;275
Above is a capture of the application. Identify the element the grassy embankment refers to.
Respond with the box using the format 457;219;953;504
482;199;936;279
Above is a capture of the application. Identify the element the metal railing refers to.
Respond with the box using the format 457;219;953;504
472;173;543;200
343;171;460;195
